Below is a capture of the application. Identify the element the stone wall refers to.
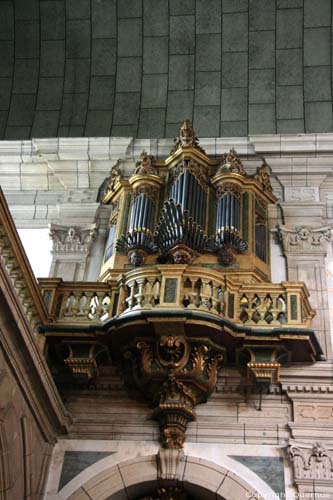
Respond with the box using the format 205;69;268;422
0;251;71;499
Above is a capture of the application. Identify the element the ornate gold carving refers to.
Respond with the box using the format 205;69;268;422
254;159;273;192
64;357;97;379
62;342;108;381
169;159;209;192
125;336;223;448
170;120;205;154
215;182;241;199
169;244;195;265
134;150;158;175
217;247;235;266
247;362;280;384
128;249;147;267
133;184;159;204
104;164;122;199
217;148;246;176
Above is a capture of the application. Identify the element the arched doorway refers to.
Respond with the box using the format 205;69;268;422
66;455;261;500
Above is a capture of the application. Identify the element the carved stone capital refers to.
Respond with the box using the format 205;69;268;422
279;225;332;254
287;440;333;484
49;223;97;253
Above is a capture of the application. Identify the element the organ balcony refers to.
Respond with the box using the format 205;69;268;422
37;120;323;449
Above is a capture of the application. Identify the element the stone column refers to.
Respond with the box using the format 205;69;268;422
279;225;332;359
49;224;97;281
287;441;333;498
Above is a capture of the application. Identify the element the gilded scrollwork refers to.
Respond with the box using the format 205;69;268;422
124;335;224;448
254;159;273;192
134;150;158;175
169;159;209;193
217;148;246;176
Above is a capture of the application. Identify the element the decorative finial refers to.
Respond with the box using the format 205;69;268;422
170;120;205;154
254;158;273;192
134;150;157;175
217;148;246;176
103;164;121;199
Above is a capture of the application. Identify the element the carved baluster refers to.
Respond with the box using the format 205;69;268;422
277;294;287;324
182;278;192;307
210;282;220;313
239;293;249;323
152;278;161;306
78;293;87;316
143;280;153;307
250;294;261;323
134;278;146;309
88;292;100;319
125;280;136;310
101;293;111;320
200;280;212;310
64;292;77;317
191;279;201;307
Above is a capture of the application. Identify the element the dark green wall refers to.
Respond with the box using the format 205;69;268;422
1;0;332;139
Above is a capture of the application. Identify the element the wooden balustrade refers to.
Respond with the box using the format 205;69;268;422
39;268;315;329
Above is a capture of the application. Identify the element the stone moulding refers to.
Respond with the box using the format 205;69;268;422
0;189;51;332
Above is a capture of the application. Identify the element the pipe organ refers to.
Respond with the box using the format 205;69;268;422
101;120;275;280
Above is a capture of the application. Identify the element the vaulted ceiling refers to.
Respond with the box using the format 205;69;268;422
1;0;333;139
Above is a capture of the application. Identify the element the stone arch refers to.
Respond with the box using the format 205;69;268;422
65;454;261;500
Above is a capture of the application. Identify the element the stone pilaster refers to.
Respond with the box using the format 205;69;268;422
49;224;97;281
279;225;332;359
287;440;333;498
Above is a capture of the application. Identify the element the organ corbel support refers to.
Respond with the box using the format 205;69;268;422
240;345;288;392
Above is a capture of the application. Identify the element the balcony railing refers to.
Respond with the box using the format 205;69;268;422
39;266;315;330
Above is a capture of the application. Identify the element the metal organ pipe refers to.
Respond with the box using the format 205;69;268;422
215;186;242;247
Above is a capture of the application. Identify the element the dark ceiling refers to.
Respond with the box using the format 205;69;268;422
0;0;333;139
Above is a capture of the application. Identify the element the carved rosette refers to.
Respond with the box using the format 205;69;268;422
124;335;224;449
279;225;332;254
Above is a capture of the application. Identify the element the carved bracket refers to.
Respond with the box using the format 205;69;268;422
124;335;224;448
158;448;184;480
